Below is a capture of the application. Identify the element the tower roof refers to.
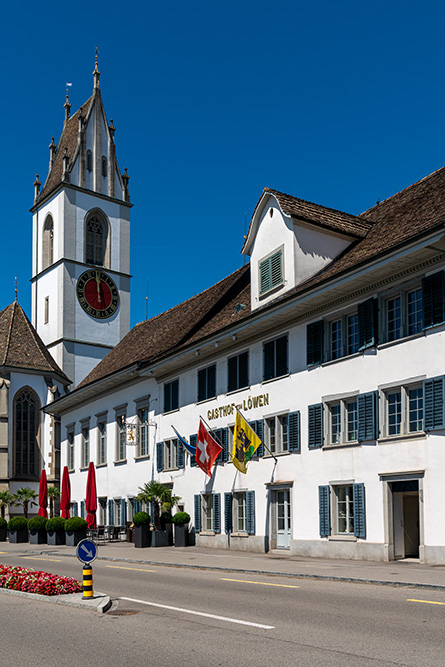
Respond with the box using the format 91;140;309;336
0;301;70;383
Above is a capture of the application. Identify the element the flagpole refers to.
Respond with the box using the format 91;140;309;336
235;407;278;463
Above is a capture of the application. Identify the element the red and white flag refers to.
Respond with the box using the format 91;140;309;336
196;419;222;477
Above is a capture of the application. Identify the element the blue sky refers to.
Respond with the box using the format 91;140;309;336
2;1;445;327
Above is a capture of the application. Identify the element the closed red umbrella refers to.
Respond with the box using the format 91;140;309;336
60;466;71;519
86;462;97;529
38;469;48;518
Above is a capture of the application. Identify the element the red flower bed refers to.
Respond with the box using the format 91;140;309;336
0;564;82;596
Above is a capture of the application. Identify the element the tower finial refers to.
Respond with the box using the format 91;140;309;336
33;174;41;202
14;277;18;302
64;82;72;125
93;47;101;89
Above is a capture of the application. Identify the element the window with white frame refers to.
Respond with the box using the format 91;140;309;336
138;406;149;457
114;499;122;526
97;420;107;465
67;429;75;471
382;285;423;343
115;411;126;461
202;494;213;531
81;425;89;468
327;397;358;445
98;498;107;526
265;415;288;454
334;484;355;535
383;384;423;436
164;438;178;470
233;492;247;533
327;311;360;361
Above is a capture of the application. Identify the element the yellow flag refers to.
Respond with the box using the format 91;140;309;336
233;410;262;474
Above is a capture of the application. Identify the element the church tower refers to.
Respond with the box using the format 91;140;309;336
30;57;131;387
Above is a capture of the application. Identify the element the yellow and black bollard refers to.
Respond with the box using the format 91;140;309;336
83;564;93;598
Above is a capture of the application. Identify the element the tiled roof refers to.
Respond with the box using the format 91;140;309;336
37;97;93;202
0;302;70;382
76;164;445;392
78;265;251;387
261;188;372;238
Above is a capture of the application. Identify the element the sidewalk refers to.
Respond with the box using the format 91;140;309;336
2;540;445;591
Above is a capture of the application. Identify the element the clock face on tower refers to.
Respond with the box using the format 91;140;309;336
76;270;119;319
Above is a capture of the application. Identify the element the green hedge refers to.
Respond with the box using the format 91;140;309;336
133;511;150;526
28;516;47;531
65;517;88;532
172;512;190;525
45;517;66;532
8;517;28;531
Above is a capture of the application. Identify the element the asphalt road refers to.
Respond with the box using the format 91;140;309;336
1;552;445;666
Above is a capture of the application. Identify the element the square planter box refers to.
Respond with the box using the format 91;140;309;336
134;525;151;548
0;528;7;542
9;529;28;543
151;530;169;548
47;530;65;546
65;530;87;547
174;523;189;547
29;529;47;545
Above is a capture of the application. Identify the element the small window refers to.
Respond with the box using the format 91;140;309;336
164;379;179;412
67;429;75;471
203;494;214;531
81;426;90;468
326;398;358;445
116;413;126;461
164;438;178;470
197;364;216;402
259;248;283;296
265;415;288;454
44;296;49;325
87;150;93;172
227;351;249;392
102;156;107;177
97;421;107;465
382;285;423;343
263;335;288;381
42;215;54;270
233;492;247;532
138;407;149;457
383;384;423;437
334;485;355;535
98;498;107;525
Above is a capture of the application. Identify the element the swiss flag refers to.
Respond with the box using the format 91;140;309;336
196;420;222;477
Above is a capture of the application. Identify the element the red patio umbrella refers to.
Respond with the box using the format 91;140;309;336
86;461;97;529
38;469;48;518
60;466;71;519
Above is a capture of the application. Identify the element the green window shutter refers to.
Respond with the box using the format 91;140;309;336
177;440;185;469
353;483;366;539
72;502;78;517
256;420;264;457
246;491;255;535
108;499;113;525
358;391;378;441
197;368;206;402
423;376;445;431
263;340;275;380
80;500;85;519
163;383;170;412
275;335;288;377
227;356;238;392
214;429;223;464
270;251;283;289
221;428;228;463
288;411;300;452
149;502;155;525
120;498;127;525
224;492;232;534
190;434;197;467
156;442;164;472
307;321;324;366
194;495;201;533
213;494;221;533
308;404;323;449
318;486;331;537
358;298;378;350
260;257;272;294
238;351;249;389
422;271;445;328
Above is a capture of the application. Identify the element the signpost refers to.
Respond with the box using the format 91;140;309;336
76;539;97;598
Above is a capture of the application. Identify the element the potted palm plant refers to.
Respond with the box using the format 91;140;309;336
172;512;190;547
28;516;47;544
136;481;180;547
13;487;38;519
65;516;88;546
0;491;13;520
46;516;66;545
133;511;151;548
48;486;60;518
0;517;7;541
8;516;29;543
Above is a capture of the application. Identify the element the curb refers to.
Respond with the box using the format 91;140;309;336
40;550;445;592
0;586;111;612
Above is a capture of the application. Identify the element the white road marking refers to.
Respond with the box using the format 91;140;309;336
120;596;275;629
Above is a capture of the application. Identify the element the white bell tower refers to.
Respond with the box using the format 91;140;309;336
30;57;131;387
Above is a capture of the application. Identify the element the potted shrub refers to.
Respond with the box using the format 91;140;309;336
172;512;190;547
46;516;66;545
8;516;29;543
133;511;151;548
28;516;47;544
65;516;88;546
136;481;180;548
0;517;7;541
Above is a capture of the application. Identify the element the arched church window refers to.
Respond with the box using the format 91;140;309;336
14;388;40;479
42;215;54;270
102;156;107;177
87;150;93;172
85;211;109;267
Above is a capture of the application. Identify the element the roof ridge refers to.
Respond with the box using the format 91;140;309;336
3;302;17;367
265;187;371;225
360;165;445;218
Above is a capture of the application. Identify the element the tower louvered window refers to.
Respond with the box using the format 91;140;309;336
14;388;40;478
259;249;283;296
86;217;104;266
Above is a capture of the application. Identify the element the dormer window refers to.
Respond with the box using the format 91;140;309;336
259;247;283;296
87;150;93;172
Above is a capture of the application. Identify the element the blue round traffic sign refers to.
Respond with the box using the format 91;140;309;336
76;538;98;564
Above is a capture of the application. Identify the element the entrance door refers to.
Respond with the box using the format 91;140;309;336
392;481;419;559
276;489;291;549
